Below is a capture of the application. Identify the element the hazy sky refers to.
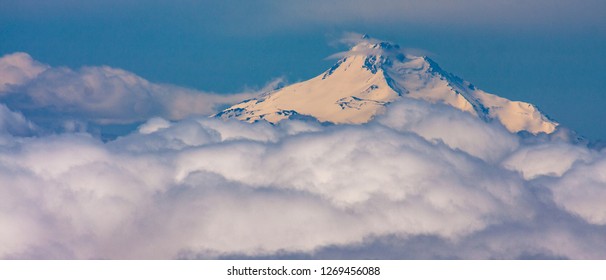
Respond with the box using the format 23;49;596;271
1;0;605;139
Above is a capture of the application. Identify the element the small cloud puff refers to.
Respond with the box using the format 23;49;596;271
0;52;48;93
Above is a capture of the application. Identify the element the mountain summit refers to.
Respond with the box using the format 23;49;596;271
216;36;557;134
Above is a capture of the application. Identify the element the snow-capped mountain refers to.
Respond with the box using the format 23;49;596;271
216;36;558;134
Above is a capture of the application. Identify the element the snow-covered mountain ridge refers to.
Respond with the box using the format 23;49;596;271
216;36;557;134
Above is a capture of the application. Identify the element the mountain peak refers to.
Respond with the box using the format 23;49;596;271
351;40;400;52
337;37;412;77
346;37;405;58
216;36;558;135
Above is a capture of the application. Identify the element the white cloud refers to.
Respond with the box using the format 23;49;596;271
0;52;262;127
503;142;593;180
377;99;519;163
0;103;37;144
0;93;605;259
549;154;606;225
0;52;48;93
0;53;605;259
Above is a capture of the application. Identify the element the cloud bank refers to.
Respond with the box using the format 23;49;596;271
0;53;262;130
0;53;605;259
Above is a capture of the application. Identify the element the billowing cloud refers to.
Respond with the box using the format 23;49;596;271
0;104;37;138
0;52;48;93
503;142;594;180
1;70;606;259
549;155;606;225
0;52;264;128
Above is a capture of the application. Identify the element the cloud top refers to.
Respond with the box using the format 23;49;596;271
0;52;605;259
0;52;264;129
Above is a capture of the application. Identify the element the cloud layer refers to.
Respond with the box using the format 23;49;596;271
0;53;261;129
0;53;605;259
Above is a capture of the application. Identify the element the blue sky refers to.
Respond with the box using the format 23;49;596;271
1;0;605;139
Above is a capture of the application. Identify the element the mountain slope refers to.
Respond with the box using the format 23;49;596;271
216;37;557;134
